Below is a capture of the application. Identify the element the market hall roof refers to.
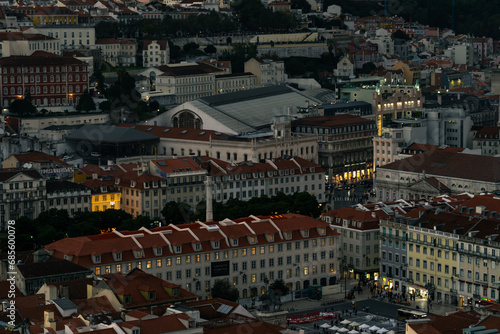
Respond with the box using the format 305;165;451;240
65;124;159;144
153;85;323;135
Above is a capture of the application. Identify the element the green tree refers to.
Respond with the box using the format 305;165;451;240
204;44;217;55
183;42;199;53
269;278;289;296
9;98;37;116
75;89;96;112
211;279;239;302
161;201;192;225
292;192;321;217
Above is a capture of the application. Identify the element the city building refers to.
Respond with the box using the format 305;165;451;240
2;151;73;179
292;114;376;184
215;72;256;94
374;150;500;202
319;101;372;117
153;62;223;104
6;113;109;138
334;55;355;79
322;205;394;282
15;250;93;295
46;180;91;216
24;26;95;50
82;178;122;212
45;213;341;300
200;156;325;203
372;84;423;135
96;38;137;67
391;61;421;85
244;58;286;87
142;40;170;67
0;32;60;57
119;117;318;164
101;268;199;310
471;126;500;156
150;85;322;136
0;169;46;227
148;157;207;209
0;51;90;108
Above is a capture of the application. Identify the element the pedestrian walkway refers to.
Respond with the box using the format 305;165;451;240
281;280;461;317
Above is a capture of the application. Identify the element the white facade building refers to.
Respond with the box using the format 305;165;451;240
244;58;286;87
46;213;342;300
24;26;96;50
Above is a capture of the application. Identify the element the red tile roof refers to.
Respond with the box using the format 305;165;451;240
379;151;500;182
473;126;500;140
46;214;339;267
102;269;198;308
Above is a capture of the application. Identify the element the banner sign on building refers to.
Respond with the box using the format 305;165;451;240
211;261;230;277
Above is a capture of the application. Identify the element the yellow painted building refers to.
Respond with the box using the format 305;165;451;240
407;227;459;304
82;179;121;212
29;7;78;26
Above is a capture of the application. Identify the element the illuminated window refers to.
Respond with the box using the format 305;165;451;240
304;266;309;275
176;257;181;265
116;264;121;272
186;255;191;264
95;267;101;275
166;258;171;266
156;259;162;267
105;265;111;274
147;260;152;269
251;247;256;255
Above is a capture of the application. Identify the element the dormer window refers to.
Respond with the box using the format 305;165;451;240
155;248;162;256
231;238;238;246
135;250;143;258
161;180;167;187
113;252;122;261
249;236;256;244
267;234;274;242
132;329;140;334
175;245;182;253
194;243;201;251
124;294;132;304
213;240;220;249
93;255;101;264
318;228;326;235
149;291;156;300
144;182;150;188
152;181;158;188
131;181;136;188
285;232;292;240
301;230;310;238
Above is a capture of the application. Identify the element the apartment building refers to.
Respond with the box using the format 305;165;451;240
96;38;137;67
0;169;46;228
471;126;500;156
0;32;60;58
244;58;285;87
372;85;423;135
82;179;122;212
203;156;325;203
46;213;341;300
0;52;89;108
215;73;256;94
154;63;223;104
46;180;91;216
148;157;207;209
321;204;400;283
25;26;96;49
292;114;376;184
142;40;170;67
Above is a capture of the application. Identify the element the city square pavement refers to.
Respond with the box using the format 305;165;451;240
273;280;462;333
